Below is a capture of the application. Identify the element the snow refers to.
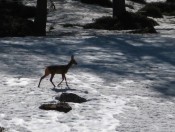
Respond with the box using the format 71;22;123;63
0;0;175;132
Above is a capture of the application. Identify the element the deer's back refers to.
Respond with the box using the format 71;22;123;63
47;65;68;74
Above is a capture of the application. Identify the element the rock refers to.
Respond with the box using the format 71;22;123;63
0;127;5;132
130;27;157;34
39;102;72;113
83;12;158;33
56;93;87;103
84;91;88;94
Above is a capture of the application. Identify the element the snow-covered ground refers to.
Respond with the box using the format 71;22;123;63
0;0;175;132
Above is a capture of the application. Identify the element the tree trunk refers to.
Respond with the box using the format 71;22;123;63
113;0;126;18
34;0;47;36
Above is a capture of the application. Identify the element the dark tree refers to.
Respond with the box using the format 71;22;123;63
166;0;175;2
13;0;22;4
1;0;22;4
34;0;47;36
166;0;175;3
113;0;126;18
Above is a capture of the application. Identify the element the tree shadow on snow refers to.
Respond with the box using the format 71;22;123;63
0;35;175;98
79;34;175;98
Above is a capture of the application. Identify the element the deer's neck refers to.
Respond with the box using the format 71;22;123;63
66;61;73;70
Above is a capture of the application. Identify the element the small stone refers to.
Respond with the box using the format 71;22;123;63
0;127;5;132
84;91;88;94
56;93;87;103
39;102;72;113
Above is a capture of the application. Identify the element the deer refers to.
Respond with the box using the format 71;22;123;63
38;55;77;88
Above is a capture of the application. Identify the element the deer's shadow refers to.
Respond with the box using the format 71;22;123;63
51;87;77;93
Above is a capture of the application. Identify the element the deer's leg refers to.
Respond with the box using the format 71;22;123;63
50;74;56;88
64;75;69;87
38;69;50;88
57;74;65;87
38;75;47;87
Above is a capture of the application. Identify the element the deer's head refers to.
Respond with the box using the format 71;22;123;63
71;55;77;65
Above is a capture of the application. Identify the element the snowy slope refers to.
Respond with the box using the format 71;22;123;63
0;0;175;132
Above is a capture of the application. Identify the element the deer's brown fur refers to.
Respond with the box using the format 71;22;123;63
38;55;77;88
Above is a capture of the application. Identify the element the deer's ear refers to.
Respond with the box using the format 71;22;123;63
71;55;74;59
